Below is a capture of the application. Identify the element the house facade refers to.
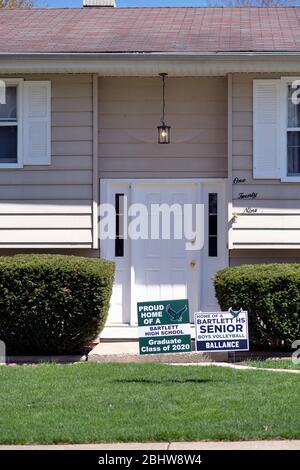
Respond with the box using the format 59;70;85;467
1;3;300;338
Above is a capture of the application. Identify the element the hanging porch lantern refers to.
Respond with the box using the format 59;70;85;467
157;73;171;144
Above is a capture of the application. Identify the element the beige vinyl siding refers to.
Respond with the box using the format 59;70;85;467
98;77;228;178
230;249;300;266
0;248;98;258
0;74;94;249
231;73;300;249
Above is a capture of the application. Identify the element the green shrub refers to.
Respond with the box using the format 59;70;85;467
214;264;300;350
0;255;115;355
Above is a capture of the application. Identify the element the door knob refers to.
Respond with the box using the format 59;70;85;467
190;261;196;268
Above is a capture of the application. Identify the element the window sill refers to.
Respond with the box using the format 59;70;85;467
0;163;23;169
281;176;300;183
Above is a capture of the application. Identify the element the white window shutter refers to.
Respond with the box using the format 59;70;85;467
24;81;51;165
253;79;281;179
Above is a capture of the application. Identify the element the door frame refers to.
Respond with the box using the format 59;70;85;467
100;178;228;326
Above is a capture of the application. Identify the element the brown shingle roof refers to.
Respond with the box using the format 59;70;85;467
1;7;300;54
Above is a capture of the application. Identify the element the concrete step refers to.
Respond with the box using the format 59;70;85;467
88;341;228;363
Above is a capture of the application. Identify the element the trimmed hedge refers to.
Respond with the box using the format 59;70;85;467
214;264;300;350
0;255;115;355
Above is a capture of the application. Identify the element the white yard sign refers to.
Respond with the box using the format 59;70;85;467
195;310;249;353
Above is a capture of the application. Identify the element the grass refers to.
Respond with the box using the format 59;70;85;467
239;359;300;370
0;363;299;444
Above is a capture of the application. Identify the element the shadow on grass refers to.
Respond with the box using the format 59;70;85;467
113;378;216;385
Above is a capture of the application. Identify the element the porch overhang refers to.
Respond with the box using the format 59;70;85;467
1;52;300;75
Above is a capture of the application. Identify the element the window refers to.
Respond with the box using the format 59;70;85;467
115;193;125;257
253;78;300;182
208;193;218;257
0;79;51;169
287;83;300;176
279;77;300;182
0;79;23;168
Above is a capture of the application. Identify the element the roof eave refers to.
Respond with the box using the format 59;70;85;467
1;51;300;58
1;51;300;75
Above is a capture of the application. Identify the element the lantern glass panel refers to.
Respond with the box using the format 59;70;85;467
158;125;170;144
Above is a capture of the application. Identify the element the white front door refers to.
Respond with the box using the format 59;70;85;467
131;181;200;323
101;179;227;328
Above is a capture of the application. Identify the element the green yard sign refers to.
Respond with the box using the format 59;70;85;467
137;299;192;355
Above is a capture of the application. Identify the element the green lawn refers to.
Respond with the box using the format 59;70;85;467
239;359;300;370
0;363;299;444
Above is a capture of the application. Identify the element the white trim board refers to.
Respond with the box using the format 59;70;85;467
3;56;300;75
